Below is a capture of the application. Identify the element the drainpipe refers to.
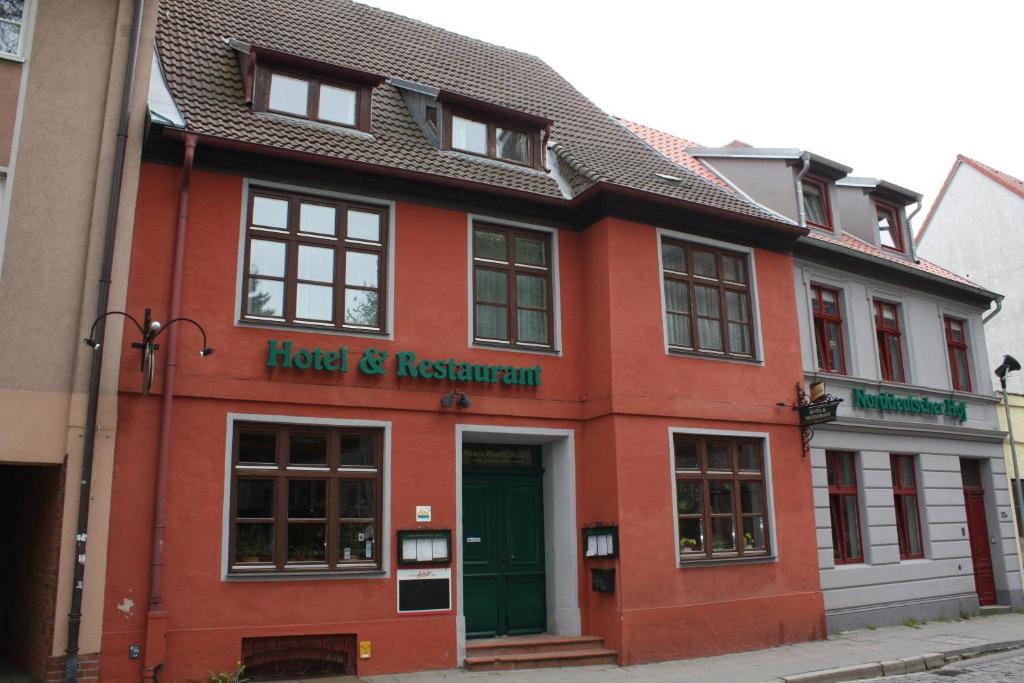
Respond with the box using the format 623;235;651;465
983;295;1004;324
906;200;922;262
142;133;197;681
793;153;811;227
64;1;146;681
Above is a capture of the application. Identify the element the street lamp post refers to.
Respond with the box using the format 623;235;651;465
996;355;1023;537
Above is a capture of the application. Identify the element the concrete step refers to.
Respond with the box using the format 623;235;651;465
464;647;618;671
980;605;1012;616
466;634;606;657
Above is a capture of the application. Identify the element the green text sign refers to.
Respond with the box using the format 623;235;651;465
852;388;966;422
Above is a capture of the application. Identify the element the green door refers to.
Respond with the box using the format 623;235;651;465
462;448;546;638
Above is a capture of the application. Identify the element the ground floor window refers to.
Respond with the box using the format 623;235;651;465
673;434;770;561
891;454;923;559
827;451;863;564
230;423;383;574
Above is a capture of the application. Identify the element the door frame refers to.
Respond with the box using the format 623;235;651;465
455;425;580;664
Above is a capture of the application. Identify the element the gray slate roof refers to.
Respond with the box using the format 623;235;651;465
156;0;786;224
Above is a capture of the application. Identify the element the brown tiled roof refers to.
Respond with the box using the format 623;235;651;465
624;119;996;296
616;118;730;189
917;154;1024;244
155;0;786;224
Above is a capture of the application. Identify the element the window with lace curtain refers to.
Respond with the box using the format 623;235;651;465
445;110;538;168
472;223;553;349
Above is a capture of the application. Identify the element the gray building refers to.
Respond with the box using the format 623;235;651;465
621;125;1023;632
916;155;1024;395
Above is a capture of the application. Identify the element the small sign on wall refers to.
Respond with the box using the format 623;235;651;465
415;505;432;523
397;567;451;613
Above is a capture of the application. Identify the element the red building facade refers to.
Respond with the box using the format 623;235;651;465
100;2;824;679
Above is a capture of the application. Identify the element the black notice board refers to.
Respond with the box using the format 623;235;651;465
398;577;450;612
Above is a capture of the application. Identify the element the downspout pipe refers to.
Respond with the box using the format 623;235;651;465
983;294;1004;324
64;1;146;680
142;133;197;681
906;199;922;263
793;153;811;228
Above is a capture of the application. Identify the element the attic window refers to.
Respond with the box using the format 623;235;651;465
801;177;832;231
876;202;904;252
256;67;370;131
445;110;538;168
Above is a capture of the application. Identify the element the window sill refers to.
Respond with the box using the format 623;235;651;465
0;52;24;64
225;568;387;582
667;347;763;366
470;339;560;357
678;554;776;568
237;317;391;340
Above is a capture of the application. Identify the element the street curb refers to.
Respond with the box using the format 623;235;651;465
776;638;1024;683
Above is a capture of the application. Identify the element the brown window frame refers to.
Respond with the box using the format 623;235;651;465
661;239;756;359
876;201;906;253
241;188;388;334
944;316;973;392
827;451;864;564
811;284;847;374
255;66;373;131
802;176;834;231
443;108;540;169
673;435;771;562
229;423;384;575
874;300;906;383
891;454;924;560
471;222;554;350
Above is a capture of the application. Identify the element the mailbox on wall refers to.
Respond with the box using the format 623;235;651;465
397;529;452;566
582;525;618;559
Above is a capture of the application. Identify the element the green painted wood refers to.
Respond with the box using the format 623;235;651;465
463;459;546;638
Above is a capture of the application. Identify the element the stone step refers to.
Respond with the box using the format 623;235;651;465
464;647;618;671
980;605;1012;616
466;634;606;657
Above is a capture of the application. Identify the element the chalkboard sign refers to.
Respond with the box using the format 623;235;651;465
397;568;451;613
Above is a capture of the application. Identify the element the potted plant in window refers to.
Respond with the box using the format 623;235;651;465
679;537;698;553
236;527;266;563
743;532;756;550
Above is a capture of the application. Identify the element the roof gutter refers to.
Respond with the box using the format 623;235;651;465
64;1;146;681
793;153;811;228
983;294;1005;324
161;128;804;239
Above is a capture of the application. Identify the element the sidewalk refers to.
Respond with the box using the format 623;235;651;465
365;613;1024;683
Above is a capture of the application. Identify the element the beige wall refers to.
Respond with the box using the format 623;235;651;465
0;0;157;659
999;391;1024;575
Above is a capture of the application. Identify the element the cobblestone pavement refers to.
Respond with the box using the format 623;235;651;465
873;650;1024;681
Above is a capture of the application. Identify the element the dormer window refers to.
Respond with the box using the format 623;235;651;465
876;202;904;252
801;177;832;231
445;110;538;168
256;68;371;131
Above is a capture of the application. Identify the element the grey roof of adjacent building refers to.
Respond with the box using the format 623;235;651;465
837;176;922;204
152;0;792;227
689;147;854;178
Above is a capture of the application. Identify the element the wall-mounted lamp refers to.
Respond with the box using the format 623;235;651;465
84;307;213;395
440;390;471;409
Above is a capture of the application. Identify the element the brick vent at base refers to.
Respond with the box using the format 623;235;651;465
45;654;100;683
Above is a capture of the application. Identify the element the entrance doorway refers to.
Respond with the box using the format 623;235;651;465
960;458;997;606
462;444;546;638
0;463;63;680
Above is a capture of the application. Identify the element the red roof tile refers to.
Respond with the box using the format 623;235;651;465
616;118;730;189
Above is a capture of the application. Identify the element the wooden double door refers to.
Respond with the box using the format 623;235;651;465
462;446;546;638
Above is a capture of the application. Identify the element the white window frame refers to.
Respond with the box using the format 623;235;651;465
221;412;392;581
668;427;779;567
0;0;30;61
657;228;765;364
466;213;563;356
234;178;397;340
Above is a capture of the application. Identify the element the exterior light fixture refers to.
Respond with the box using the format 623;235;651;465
84;307;213;396
995;354;1023;537
440;389;471;409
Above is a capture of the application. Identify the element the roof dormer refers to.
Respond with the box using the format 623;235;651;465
836;177;921;256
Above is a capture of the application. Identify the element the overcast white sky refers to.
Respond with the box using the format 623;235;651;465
363;0;1022;221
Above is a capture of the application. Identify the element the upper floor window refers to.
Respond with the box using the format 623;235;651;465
876;203;905;252
242;189;387;333
229;423;383;575
874;300;905;382
445;111;536;167
674;435;770;561
0;1;24;57
802;177;832;231
944;316;972;392
891;454;923;560
811;285;846;374
472;223;553;349
257;69;370;131
827;451;863;564
661;239;754;359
